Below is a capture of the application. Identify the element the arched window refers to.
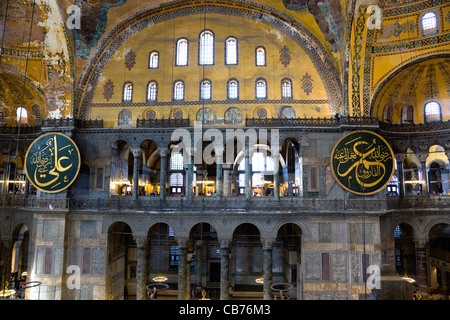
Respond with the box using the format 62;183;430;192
225;37;237;65
424;101;442;123
199;30;214;65
123;82;133;101
227;79;239;99
383;104;393;122
170;152;184;194
200;79;212;100
281;78;293;99
255;78;267;99
118;109;132;126
16;107;28;125
401;105;414;124
176;38;189;66
255;46;266;66
147;81;158;101
173;81;185;101
421;11;438;36
149;51;159;69
0;107;5;124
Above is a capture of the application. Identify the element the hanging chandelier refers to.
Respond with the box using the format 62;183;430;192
255;274;264;284
401;274;415;283
152;272;168;283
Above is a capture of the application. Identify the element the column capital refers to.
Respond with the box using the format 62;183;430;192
133;235;148;247
416;152;428;164
395;154;406;163
177;238;189;248
415;237;428;248
261;237;276;249
158;148;169;157
130;147;142;157
219;238;232;249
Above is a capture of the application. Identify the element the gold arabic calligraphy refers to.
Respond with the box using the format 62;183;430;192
333;137;392;189
30;136;74;189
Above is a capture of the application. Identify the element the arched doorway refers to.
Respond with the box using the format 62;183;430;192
106;222;135;300
394;223;416;279
147;223;177;300
140;140;159;196
428;223;450;299
275;223;303;299
281;139;302;197
188;223;219;299
231;223;263;299
111;140;131;196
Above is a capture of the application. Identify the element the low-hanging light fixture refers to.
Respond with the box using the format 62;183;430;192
152;271;168;283
401;274;416;283
255;273;264;284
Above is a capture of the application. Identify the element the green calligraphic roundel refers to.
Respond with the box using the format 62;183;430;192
330;130;395;195
25;132;81;193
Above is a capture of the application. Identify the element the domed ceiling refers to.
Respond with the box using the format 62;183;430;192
0;71;47;126
372;57;450;124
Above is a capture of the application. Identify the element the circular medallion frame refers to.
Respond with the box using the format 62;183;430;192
330;130;395;196
24;132;81;194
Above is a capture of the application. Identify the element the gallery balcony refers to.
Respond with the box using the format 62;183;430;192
2;194;389;214
3;193;450;214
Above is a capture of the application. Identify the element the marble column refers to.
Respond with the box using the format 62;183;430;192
395;155;406;198
415;237;428;298
186;153;194;201
245;149;251;200
195;240;203;287
273;150;280;200
186;253;192;299
417;153;428;196
220;239;231;300
131;148;142;200
442;270;448;300
177;238;188;300
159;148;168;200
223;165;231;197
134;236;148;300
2;155;11;195
216;149;223;199
261;238;274;300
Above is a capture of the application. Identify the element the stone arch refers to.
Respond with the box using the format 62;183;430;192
75;1;342;118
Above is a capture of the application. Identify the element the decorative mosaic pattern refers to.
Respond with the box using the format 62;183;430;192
75;0;342;119
362;28;375;117
172;109;183;119
90;98;331;109
437;61;450;96
256;107;267;118
72;0;130;59
125;50;137;71
407;65;426;96
351;5;367;117
0;47;44;58
372;32;450;54
279;46;291;67
103;80;115;101
392;20;416;37
342;0;357;116
301;73;314;96
424;64;439;100
145;109;156;119
383;0;448;17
